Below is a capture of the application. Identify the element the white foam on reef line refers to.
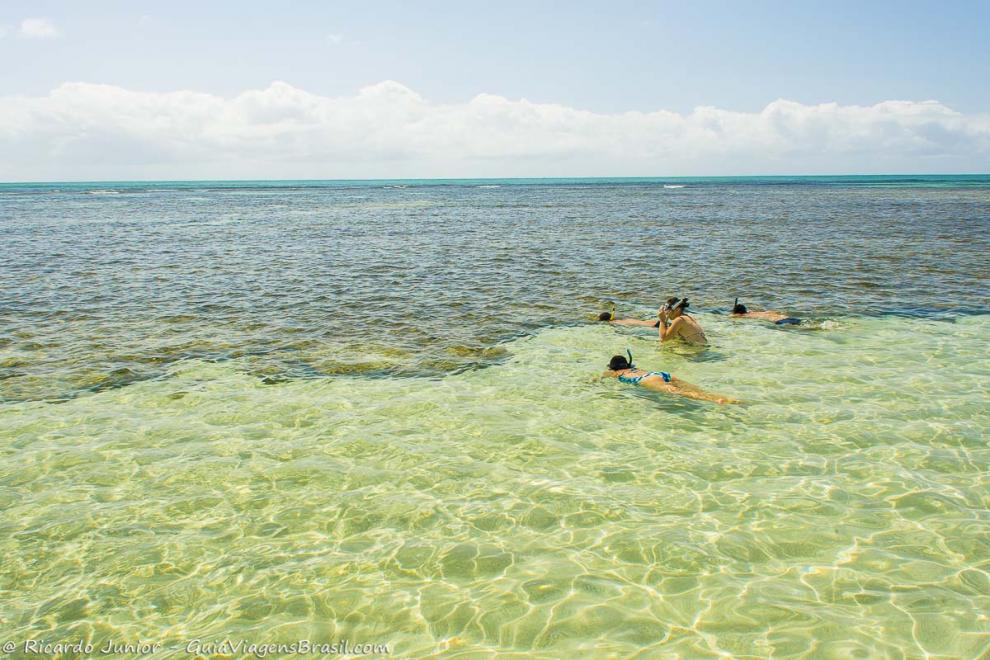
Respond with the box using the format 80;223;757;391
663;184;686;189
1;315;988;656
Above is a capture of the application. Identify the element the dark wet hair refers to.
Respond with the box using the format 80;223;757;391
609;355;631;370
731;297;747;314
598;311;612;321
666;297;689;313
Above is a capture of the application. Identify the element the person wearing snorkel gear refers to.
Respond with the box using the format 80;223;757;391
657;297;707;345
596;302;659;326
730;298;802;325
597;311;660;327
601;351;738;404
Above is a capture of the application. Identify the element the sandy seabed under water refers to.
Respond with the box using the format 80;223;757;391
1;313;989;657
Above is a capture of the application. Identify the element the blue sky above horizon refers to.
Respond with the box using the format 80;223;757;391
1;1;988;179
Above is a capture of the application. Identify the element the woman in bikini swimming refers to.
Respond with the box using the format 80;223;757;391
601;352;738;404
657;297;707;345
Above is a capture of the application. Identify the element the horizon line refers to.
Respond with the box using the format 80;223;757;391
3;173;990;186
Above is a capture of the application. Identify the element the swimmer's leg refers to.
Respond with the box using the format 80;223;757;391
644;376;740;404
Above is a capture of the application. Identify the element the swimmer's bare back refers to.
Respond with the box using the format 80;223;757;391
735;310;787;322
660;315;708;345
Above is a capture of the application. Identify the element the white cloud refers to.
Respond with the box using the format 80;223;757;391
326;33;343;45
19;17;61;39
0;80;988;181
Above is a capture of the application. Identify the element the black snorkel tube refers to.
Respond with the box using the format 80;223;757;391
626;349;635;370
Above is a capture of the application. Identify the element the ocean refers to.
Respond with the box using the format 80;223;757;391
1;176;989;656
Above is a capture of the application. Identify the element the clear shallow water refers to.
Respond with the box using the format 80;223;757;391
2;317;990;656
1;177;990;656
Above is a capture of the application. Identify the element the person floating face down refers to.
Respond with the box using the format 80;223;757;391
730;298;802;325
598;312;660;327
601;351;738;404
597;303;659;327
657;297;707;345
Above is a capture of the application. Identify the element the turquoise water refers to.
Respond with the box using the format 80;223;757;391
1;177;990;656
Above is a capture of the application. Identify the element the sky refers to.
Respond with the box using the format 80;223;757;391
1;0;988;180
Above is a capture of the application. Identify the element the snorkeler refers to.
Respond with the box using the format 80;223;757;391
602;352;738;404
597;303;661;327
657;297;708;345
730;298;802;325
598;311;660;327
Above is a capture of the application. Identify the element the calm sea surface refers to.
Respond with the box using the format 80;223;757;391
1;176;989;656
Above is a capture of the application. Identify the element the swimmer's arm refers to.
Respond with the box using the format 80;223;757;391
657;309;669;340
591;370;615;383
658;316;683;342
